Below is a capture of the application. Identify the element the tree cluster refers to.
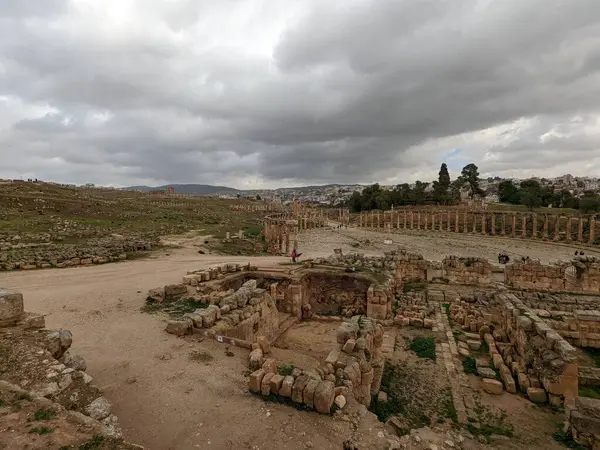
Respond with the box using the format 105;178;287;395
498;180;600;213
348;163;485;212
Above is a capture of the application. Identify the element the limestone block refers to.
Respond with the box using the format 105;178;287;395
262;358;277;374
337;322;359;344
314;381;335;414
165;319;193;336
527;387;547;403
261;373;274;396
334;395;347;409
467;340;482;351
410;318;424;328
482;379;503;395
85;397;112;420
249;348;264;371
303;379;320;408
164;284;188;301
423;318;434;329
292;375;309;403
517;372;530;392
459;348;470;358
342;339;356;354
279;376;294;397
269;374;284;395
325;348;341;366
502;373;517;394
257;335;271;354
0;288;24;327
18;312;45;329
478;367;497;379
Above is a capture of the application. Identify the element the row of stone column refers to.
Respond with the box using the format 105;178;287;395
264;212;327;254
357;210;597;245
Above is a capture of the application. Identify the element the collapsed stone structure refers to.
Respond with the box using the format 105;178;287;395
0;234;159;271
155;248;600;447
357;209;599;246
0;288;138;447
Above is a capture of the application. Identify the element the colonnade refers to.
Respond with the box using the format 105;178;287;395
264;210;326;254
357;210;598;245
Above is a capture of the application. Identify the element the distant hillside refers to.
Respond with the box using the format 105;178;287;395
127;184;241;196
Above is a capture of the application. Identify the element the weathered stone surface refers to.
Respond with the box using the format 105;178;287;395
466;340;482;351
377;391;388;403
0;288;24;327
85;397;112;420
314;381;335;414
337;322;359;344
261;358;277;374
261;373;274;396
18;312;45;329
249;369;265;393
303;379;319;408
279;376;294;397
334;395;347;409
60;351;87;372
165;318;192;336
292;375;309;403
249;348;264;371
257;335;271;354
478;367;497;379
342;339;356;354
269;374;284;395
527;387;547;403
482;379;503;395
164;284;187;301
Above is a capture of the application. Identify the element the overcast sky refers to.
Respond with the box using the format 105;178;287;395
1;0;600;189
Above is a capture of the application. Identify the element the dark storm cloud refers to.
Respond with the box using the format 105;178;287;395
1;0;600;187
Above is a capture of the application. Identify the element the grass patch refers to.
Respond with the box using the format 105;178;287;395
78;435;105;450
251;392;315;413
33;408;57;421
579;385;600;399
583;348;600;368
370;364;403;422
552;426;588;449
189;350;213;363
29;426;54;435
468;423;513;439
438;388;458;424
410;336;436;361
462;357;478;375
277;364;295;376
141;298;208;317
244;225;263;238
442;303;450;314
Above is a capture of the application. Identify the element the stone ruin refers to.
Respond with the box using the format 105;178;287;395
151;248;600;448
0;288;140;448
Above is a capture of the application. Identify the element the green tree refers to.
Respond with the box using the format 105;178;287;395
579;193;600;213
449;177;464;204
460;163;484;199
413;181;429;205
433;163;451;204
498;181;520;204
519;181;543;211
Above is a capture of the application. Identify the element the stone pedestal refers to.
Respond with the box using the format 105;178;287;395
0;288;24;327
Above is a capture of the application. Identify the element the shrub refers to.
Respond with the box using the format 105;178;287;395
410;336;436;361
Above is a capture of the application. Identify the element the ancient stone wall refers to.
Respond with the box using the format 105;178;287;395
566;396;600;449
546;310;600;349
491;292;579;407
247;316;385;413
356;209;599;247
442;256;494;286
166;280;280;343
264;208;326;254
0;235;158;271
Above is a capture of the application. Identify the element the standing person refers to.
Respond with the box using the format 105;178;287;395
291;248;296;264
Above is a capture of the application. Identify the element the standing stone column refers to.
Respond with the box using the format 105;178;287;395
554;215;561;241
370;211;374;228
482;213;487;234
463;211;468;233
511;214;517;238
521;215;527;238
447;212;452;232
491;213;496;235
397;212;400;229
472;213;477;233
455;212;459;232
417;212;421;230
589;216;596;245
377;212;381;229
578;217;584;242
532;214;538;239
404;212;408;229
543;215;549;240
410;212;414;230
566;217;573;243
424;213;429;230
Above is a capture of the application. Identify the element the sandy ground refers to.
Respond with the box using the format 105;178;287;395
0;228;592;449
299;226;600;263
